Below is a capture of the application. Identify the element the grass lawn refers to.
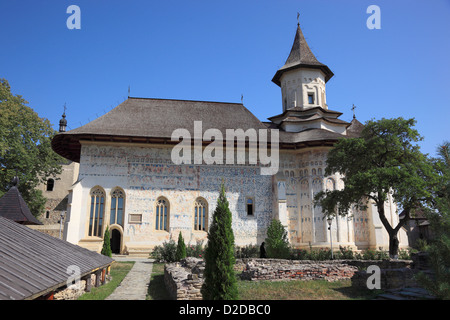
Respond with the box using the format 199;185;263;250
237;278;382;300
146;263;381;300
78;261;135;300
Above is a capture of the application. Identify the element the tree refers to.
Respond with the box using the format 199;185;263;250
175;231;186;261
101;226;112;257
265;219;290;259
201;183;239;300
415;141;450;299
0;79;63;217
314;118;439;259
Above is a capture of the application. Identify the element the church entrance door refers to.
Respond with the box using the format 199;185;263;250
111;229;121;254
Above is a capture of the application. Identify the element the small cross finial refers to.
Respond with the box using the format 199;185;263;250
241;94;244;104
128;85;130;98
63;103;67;115
351;104;356;119
297;12;300;26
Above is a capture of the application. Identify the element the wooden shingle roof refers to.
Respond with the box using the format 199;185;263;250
272;24;334;86
0;215;113;300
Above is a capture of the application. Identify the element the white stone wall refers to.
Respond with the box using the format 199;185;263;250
280;69;327;111
66;142;273;252
65;143;408;254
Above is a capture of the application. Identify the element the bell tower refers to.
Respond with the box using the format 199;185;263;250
272;23;333;112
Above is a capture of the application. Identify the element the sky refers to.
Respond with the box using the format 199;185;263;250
1;0;449;157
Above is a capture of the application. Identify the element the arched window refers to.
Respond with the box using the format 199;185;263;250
46;179;54;191
194;198;208;231
155;197;169;231
89;187;105;237
110;188;125;227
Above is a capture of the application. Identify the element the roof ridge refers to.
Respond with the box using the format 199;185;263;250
128;96;242;105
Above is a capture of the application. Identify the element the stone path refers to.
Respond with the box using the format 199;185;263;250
106;256;154;300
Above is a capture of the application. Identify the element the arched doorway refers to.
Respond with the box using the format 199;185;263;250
111;229;121;254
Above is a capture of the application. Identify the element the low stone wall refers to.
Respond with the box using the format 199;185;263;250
351;267;419;290
164;258;417;300
164;258;205;300
240;259;358;282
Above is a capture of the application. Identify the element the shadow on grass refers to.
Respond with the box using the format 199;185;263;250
147;263;172;300
332;285;384;300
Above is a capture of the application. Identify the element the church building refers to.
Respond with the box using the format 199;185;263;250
51;23;408;256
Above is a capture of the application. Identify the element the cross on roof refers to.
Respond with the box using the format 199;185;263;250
351;104;356;119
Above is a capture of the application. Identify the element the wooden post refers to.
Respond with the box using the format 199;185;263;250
101;268;106;284
83;275;92;292
95;270;101;287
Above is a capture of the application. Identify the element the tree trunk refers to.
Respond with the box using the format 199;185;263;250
389;233;399;259
376;199;404;260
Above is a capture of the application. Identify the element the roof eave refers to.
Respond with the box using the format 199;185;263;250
272;63;334;87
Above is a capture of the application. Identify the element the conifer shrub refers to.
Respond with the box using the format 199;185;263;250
265;219;290;259
101;226;112;257
175;231;187;261
201;183;239;300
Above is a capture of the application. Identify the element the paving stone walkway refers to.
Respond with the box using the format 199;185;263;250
106;256;154;300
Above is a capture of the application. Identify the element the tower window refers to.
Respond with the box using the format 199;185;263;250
308;93;314;104
46;179;54;191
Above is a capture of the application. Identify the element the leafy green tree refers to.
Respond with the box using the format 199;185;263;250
265;219;290;259
201;183;238;300
415;141;450;299
314;118;439;258
175;231;186;261
0;79;63;217
101;226;112;257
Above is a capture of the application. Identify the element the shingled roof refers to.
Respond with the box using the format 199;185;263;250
272;24;334;86
0;215;113;300
52;97;353;161
0;181;42;225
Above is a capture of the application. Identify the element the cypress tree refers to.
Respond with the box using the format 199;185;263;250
201;183;239;300
175;231;186;261
101;226;112;257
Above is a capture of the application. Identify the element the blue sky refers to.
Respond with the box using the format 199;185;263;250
1;0;449;157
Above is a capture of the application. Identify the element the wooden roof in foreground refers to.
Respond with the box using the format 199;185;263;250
0;216;113;300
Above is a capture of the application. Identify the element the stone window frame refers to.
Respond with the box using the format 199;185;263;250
246;197;255;216
155;196;169;232
193;197;208;232
110;187;125;228
88;186;106;238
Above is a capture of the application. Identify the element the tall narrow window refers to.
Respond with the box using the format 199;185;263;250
308;93;314;104
155;198;169;231
194;198;208;231
246;198;254;216
110;188;125;227
89;187;105;237
46;179;54;191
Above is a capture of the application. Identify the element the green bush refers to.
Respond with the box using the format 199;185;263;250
265;219;290;259
150;240;177;262
235;244;259;258
186;240;205;259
